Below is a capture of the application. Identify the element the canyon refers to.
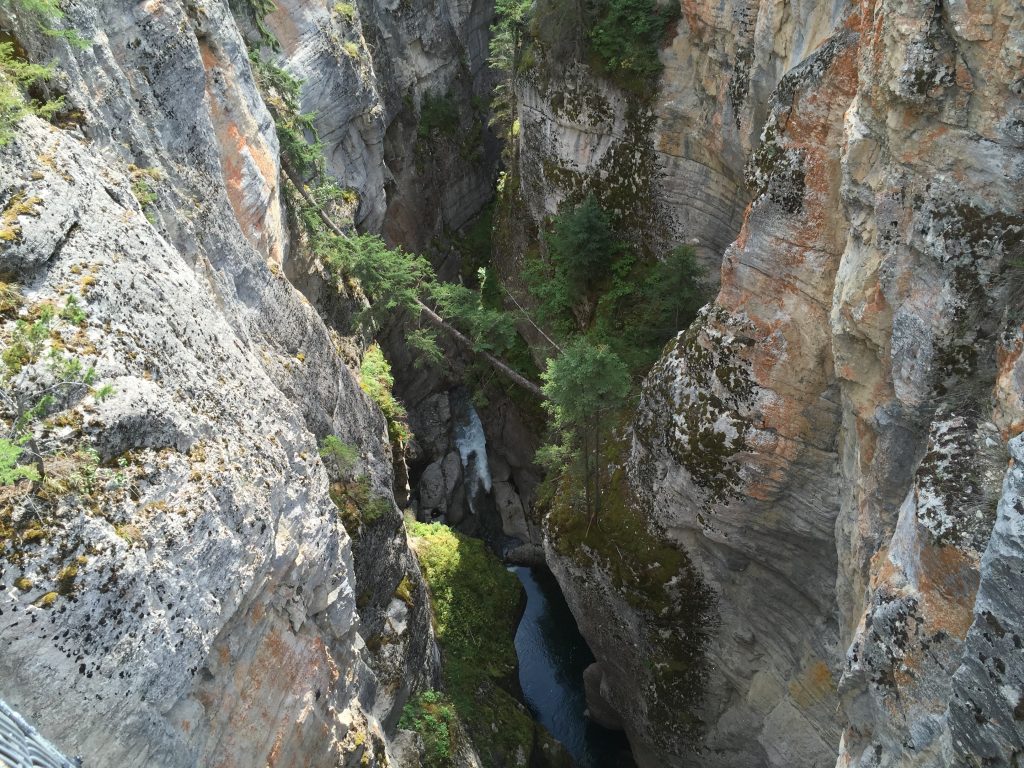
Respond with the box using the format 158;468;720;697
1;1;1023;767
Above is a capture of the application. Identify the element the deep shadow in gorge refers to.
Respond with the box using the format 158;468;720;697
513;565;635;768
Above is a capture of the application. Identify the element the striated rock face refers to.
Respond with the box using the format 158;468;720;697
0;0;464;763
506;0;850;273
263;0;497;246
0;116;401;768
521;0;1024;766
630;18;863;764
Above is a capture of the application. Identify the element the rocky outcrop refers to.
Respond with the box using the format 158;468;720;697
263;0;498;247
522;0;1024;766
0;116;403;768
504;0;851;275
0;0;457;763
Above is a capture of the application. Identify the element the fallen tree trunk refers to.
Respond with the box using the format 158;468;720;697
281;162;545;400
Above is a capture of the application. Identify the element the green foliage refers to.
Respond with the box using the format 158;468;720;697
322;233;432;317
9;0;90;47
3;304;54;377
406;519;537;765
527;196;707;372
429;282;516;356
129;166;162;223
48;348;96;387
328;472;391;535
538;336;629;522
636;245;705;343
0;437;39;485
524;195;622;339
399;691;457;768
319;434;358;476
592;244;706;372
341;40;360;59
0;281;22;315
406;328;444;368
359;344;412;447
546;193;619;292
250;51;322;176
39;445;99;496
0;0;92;145
541;337;629;439
418;91;460;139
407;520;521;669
488;0;533;147
394;573;415;606
229;0;279;49
589;0;677;87
93;383;115;402
0;43;62;146
60;294;87;326
333;1;356;21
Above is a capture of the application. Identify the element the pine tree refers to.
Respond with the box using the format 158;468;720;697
540;338;629;524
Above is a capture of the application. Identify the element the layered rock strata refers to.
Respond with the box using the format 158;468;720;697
0;0;475;763
520;1;1024;766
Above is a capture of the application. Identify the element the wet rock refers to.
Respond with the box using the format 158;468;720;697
583;663;624;731
494;480;529;540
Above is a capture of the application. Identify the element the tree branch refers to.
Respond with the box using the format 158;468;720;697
281;160;545;399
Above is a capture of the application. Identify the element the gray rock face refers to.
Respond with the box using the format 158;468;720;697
504;0;849;275
0;0;471;762
521;2;1024;767
582;662;623;731
949;435;1024;765
418;460;449;513
0;117;392;768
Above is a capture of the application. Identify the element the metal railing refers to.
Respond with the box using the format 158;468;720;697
0;699;79;768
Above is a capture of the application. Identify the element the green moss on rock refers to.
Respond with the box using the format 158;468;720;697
407;519;551;767
545;434;716;749
635;305;756;516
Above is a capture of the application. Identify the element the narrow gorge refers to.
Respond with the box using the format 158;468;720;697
0;1;1023;767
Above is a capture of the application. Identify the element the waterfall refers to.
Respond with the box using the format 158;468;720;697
450;389;492;514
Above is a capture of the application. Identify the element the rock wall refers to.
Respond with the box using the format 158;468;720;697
0;0;483;763
503;0;850;274
516;0;1024;766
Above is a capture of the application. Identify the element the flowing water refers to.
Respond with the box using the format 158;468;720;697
512;566;634;768
450;388;492;514
447;388;634;765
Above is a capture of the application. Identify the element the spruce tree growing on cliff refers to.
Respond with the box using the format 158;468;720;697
540;338;630;526
0;0;87;144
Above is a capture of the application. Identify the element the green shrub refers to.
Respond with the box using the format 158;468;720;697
328;472;391;535
3;305;54;377
399;690;457;768
0;0;91;145
319;435;358;476
0;44;61;146
333;1;356;21
0;438;40;486
359;344;412;447
394;573;415;606
527;196;707;373
60;294;87;326
250;52;323;176
417;92;460;139
229;0;279;49
341;40;360;59
128;166;162;223
406;520;537;766
589;0;677;88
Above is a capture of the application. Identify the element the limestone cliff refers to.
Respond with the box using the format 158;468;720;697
0;0;495;762
4;0;1024;766
504;0;1024;766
